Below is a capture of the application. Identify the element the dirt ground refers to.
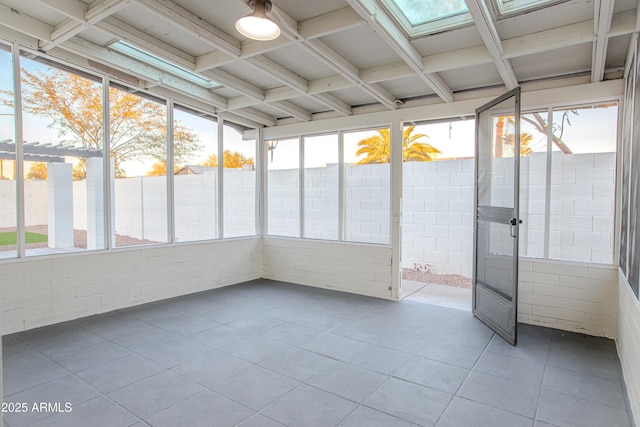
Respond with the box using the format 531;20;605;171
0;225;156;252
402;268;472;288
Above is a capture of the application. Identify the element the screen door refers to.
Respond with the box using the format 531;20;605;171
473;87;521;345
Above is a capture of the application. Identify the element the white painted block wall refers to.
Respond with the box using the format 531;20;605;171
262;237;393;300
0;238;261;335
518;260;618;337
617;271;640;423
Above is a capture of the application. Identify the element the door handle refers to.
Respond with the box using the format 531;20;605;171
510;218;522;238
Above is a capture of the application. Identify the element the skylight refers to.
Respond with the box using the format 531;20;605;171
382;0;472;36
110;42;219;89
494;0;559;16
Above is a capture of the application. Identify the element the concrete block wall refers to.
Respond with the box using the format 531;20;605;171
345;163;390;244
223;169;257;238
0;238;261;335
268;168;300;237
174;172;217;242
262;237;393;299
518;259;618;337
402;159;473;276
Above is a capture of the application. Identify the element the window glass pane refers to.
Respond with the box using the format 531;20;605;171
344;128;390;244
519;111;549;259
223;122;256;237
401;120;474;277
549;103;618;264
267;138;300;237
0;43;16;259
173;106;218;242
304;134;338;240
388;0;468;26
20;54;105;256
110;85;167;247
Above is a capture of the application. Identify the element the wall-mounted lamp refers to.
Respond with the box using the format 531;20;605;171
266;140;278;162
235;0;281;41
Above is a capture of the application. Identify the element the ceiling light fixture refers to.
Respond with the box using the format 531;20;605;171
235;0;281;41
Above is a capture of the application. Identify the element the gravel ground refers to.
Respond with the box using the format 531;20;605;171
402;268;472;288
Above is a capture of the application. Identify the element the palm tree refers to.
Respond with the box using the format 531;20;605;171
356;126;441;164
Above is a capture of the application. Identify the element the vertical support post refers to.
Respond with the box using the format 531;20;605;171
258;127;266;236
12;43;25;258
217;117;224;238
102;77;114;249
390;120;403;300
338;131;345;241
47;162;74;248
86;157;105;249
167;99;175;243
299;136;304;238
543;107;553;260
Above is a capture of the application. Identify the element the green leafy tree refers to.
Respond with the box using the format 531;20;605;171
201;150;255;168
1;68;201;178
355;126;441;164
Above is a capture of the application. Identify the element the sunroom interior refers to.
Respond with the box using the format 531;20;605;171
0;0;639;425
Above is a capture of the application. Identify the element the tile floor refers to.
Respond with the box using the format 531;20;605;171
2;279;634;427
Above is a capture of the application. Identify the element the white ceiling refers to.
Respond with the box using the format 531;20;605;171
0;0;635;128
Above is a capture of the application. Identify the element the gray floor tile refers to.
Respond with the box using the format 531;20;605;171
435;397;533;427
546;340;621;380
543;365;626;410
46;340;132;373
221;336;290;363
298;333;368;360
485;333;550;364
364;377;451;426
342;344;412;375
2;344;69;396
264;306;340;331
394;356;469;394
261;384;357;427
112;326;179;352
30;396;139;427
235;414;285;427
189;325;250;349
170;349;253;389
140;310;220;336
77;354;164;393
75;313;158;340
329;322;427;354
18;326;105;359
3;375;99;427
457;371;539;418
2;335;20;346
145;390;253;427
536;390;631;427
260;347;339;381
262;322;320;344
133;337;212;369
307;362;388;403
201;306;257;323
417;338;485;369
2;281;634;427
108;371;203;419
227;314;286;334
338;406;418;427
474;351;545;387
212;366;299;410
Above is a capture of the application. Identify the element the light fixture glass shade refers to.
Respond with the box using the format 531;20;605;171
235;16;280;41
235;0;281;41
